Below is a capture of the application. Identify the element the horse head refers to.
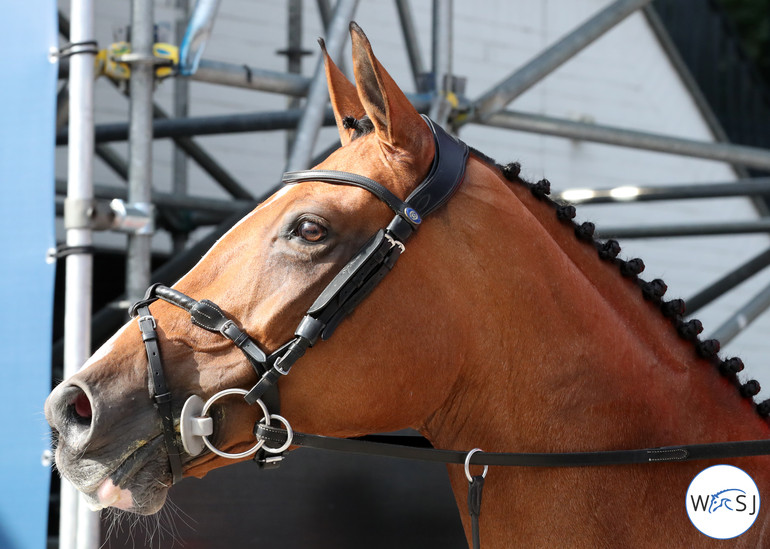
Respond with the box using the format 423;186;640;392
45;22;770;547
45;23;471;515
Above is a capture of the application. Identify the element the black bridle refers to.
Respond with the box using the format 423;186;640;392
128;115;469;480
129;116;770;548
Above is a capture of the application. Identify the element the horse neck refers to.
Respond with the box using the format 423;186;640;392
422;157;769;455
418;157;770;546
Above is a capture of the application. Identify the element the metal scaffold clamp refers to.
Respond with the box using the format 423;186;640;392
63;197;155;235
96;41;179;80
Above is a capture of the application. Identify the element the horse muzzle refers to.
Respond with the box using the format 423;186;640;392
45;376;172;514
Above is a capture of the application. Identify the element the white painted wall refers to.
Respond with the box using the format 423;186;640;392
56;0;770;398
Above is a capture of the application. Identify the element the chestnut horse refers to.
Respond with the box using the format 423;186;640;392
46;23;770;547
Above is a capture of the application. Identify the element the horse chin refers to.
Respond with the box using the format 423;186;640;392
56;434;172;516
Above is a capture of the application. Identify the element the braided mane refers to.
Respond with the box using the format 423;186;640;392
492;158;770;420
336;114;768;420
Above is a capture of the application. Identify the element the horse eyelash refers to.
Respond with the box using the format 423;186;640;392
494;160;769;419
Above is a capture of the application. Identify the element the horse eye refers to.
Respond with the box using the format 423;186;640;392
294;220;328;243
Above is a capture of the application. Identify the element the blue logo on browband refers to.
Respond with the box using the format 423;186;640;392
405;207;421;224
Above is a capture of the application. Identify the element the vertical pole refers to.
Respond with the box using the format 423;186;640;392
395;0;426;90
127;0;155;303
286;0;359;171
173;0;190;252
63;0;100;547
285;0;303;159
429;0;453;125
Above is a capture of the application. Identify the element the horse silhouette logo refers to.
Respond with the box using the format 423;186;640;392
686;465;760;539
708;488;747;513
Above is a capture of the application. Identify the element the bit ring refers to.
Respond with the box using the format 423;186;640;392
199;388;269;459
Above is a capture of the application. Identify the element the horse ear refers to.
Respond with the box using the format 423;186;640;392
349;22;429;151
320;39;365;146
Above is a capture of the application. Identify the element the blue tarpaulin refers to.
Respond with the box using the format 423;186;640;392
0;1;58;548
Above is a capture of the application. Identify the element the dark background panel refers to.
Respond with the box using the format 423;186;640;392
99;447;468;549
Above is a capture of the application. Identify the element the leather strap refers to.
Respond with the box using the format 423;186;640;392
406;116;470;217
246;117;469;403
468;476;484;549
255;423;770;468
283;170;416;226
136;306;184;484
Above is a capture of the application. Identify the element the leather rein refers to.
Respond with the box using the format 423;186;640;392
128;116;770;548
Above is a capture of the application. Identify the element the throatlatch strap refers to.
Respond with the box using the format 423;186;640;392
136;305;184;485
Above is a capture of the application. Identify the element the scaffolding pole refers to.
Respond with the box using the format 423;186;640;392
286;0;359;171
708;281;770;345
62;0;100;546
429;0;453;125
194;59;310;95
467;0;652;121
126;0;154;303
56;94;432;145
597;218;770;239
478;109;770;172
686;247;770;315
557;177;770;204
395;0;426;90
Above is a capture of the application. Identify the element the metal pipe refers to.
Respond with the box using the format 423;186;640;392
173;0;191;251
467;0;652;121
285;0;304;158
708;280;770;345
686;247;770;315
57;94;432;144
95;144;129;179
126;0;154;304
62;0;100;547
66;108;326;142
193;59;310;96
51;201;267;375
557;177;770;204
429;0;452;125
151;103;256;200
597;218;770;239
317;0;333;28
395;0;426;89
316;0;349;77
55;180;256;216
479;109;770;172
286;0;359;171
61;11;256;203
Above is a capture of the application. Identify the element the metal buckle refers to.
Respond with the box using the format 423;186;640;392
219;319;235;337
274;355;292;376
384;233;406;253
137;315;156;329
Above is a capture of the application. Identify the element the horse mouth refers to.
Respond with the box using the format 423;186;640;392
79;434;171;515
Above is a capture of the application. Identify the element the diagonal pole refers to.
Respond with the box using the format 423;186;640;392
465;0;652;123
286;0;359;171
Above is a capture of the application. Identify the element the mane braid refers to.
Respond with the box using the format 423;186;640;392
487;160;770;420
342;115;375;141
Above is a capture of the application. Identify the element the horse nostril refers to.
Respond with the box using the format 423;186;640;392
70;388;93;425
